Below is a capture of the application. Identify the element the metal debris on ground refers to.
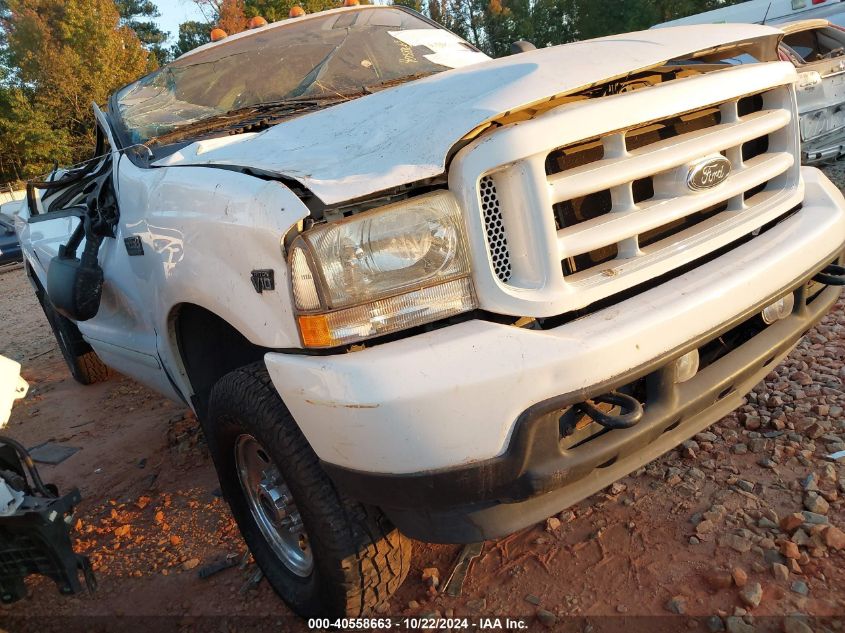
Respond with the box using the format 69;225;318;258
238;550;251;570
443;542;483;597
198;553;240;579
28;441;80;465
239;567;263;595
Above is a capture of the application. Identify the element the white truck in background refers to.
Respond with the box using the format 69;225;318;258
655;0;845;28
658;10;845;165
780;19;845;162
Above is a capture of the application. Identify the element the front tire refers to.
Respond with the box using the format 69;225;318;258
205;362;411;617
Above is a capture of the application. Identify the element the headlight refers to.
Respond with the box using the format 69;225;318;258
289;191;477;347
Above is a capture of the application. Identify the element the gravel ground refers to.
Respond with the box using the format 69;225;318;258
1;168;845;631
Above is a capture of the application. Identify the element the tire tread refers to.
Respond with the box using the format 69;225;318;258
73;350;110;384
208;361;410;616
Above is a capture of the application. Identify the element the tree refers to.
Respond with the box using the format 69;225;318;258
392;0;749;56
172;19;211;58
192;0;247;32
242;0;338;23
0;0;152;181
218;0;247;34
531;0;576;48
0;87;71;181
564;0;748;41
392;0;422;13
115;0;168;64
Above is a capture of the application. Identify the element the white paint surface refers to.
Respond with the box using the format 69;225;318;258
265;168;845;474
155;23;784;204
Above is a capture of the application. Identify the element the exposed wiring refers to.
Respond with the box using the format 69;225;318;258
0;435;53;498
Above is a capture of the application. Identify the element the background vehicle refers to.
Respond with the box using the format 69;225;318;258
780;19;845;162
14;7;845;617
658;13;845;165
0;207;22;267
655;0;845;28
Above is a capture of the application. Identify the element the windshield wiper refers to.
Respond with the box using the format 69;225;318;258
146;94;361;147
227;93;360;117
362;71;439;93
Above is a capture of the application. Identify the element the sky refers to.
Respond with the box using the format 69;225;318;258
153;0;209;43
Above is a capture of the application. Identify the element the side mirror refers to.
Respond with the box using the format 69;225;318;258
46;254;103;322
511;40;537;54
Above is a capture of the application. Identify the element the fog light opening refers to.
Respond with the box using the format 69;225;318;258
672;349;699;383
761;293;795;325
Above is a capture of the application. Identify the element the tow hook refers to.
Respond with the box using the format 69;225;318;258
813;264;845;286
575;391;644;430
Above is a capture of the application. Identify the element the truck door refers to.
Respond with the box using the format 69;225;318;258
20;106;182;401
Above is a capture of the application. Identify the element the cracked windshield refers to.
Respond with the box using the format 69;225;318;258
115;7;484;145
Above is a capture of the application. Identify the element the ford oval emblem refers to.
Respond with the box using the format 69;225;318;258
687;156;731;191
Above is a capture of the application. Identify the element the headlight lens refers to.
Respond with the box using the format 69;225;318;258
290;191;477;347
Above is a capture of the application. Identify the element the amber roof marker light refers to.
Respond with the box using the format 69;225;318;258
289;6;306;17
343;0;360;5
247;16;268;29
210;28;228;41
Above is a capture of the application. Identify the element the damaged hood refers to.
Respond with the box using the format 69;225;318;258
154;23;783;205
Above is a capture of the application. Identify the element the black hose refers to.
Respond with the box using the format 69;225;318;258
0;435;53;497
813;264;845;286
575;391;644;430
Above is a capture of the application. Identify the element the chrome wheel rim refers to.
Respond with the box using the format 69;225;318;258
234;434;314;577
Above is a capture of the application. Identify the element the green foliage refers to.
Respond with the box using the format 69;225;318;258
0;0;767;184
172;20;211;58
393;0;422;12
570;0;735;40
116;0;170;64
0;0;152;182
244;0;342;23
397;0;748;56
0;86;72;180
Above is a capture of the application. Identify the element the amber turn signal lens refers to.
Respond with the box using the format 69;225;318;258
289;6;305;17
210;28;228;41
298;315;333;348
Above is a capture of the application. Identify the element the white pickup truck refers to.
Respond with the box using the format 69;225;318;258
780;19;845;163
14;6;845;616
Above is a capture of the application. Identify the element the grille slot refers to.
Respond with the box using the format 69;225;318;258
480;175;511;282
